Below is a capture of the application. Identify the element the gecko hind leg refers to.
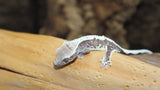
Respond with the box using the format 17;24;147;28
100;46;115;69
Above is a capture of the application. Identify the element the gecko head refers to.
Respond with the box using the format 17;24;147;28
54;41;77;68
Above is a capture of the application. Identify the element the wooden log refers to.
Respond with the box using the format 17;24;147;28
130;53;160;67
0;29;160;89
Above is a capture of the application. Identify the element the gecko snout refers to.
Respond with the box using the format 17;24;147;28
53;60;59;67
53;59;63;68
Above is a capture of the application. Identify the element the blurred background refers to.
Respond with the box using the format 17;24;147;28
0;0;159;52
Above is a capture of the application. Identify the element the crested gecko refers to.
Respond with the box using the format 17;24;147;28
54;35;152;69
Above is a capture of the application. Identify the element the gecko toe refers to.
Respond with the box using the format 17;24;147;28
100;63;105;68
108;61;112;66
100;57;105;62
100;62;106;68
105;65;108;69
100;58;112;69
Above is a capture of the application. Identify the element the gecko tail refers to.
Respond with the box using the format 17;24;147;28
121;49;152;55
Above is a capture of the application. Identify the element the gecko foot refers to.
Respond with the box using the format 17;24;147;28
100;57;112;69
77;53;84;59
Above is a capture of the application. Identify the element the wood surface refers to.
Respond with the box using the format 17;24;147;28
0;29;160;90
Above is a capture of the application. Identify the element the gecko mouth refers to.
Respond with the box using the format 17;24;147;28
53;59;76;69
53;61;68;69
53;63;69;69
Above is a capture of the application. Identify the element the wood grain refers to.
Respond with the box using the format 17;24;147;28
0;29;160;90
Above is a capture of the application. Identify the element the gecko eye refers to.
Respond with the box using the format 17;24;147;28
63;58;69;63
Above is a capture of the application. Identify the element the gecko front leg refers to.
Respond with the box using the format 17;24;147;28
100;46;115;69
77;49;90;59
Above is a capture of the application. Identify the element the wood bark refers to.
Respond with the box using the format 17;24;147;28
0;29;160;89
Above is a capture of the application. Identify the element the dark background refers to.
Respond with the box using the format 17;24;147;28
0;0;159;52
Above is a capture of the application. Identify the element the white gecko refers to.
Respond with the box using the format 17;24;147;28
54;35;152;69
